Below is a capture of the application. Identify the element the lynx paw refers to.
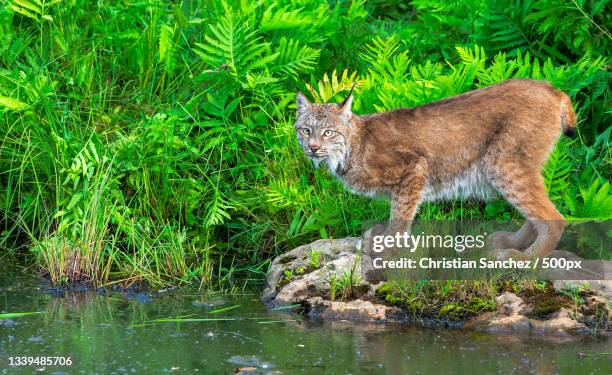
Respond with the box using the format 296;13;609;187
488;231;516;249
493;248;528;261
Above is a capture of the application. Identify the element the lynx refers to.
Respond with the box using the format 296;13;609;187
294;79;576;259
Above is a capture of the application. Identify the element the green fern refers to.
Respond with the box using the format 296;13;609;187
473;0;535;54
266;180;310;210
566;178;612;219
360;35;410;82
543;140;573;207
272;37;320;81
203;190;233;228
158;23;176;73
430;46;484;96
0;32;30;66
527;0;611;58
260;4;314;32
288;208;318;237
307;69;359;103
10;0;61;23
194;13;278;77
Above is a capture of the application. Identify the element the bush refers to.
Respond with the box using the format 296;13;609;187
0;0;609;286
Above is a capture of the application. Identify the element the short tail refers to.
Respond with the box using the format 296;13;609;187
557;91;577;137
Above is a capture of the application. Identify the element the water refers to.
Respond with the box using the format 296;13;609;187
1;261;610;374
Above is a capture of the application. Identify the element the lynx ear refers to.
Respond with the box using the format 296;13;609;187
296;92;311;116
338;83;356;122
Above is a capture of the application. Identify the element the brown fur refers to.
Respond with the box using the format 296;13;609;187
295;79;576;258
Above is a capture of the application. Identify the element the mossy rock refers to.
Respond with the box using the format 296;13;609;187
375;280;496;320
521;286;572;319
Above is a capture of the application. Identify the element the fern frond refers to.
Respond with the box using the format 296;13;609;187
0;95;29;111
543;140;572;206
260;4;312;32
527;0;612;55
307;69;359;103
203;190;233;228
360;35;410;82
10;0;61;22
273;37;320;80
159;24;173;62
477;52;517;85
431;46;485;95
473;0;534;54
194;13;277;77
266;180;309;211
159;24;176;73
569;178;612;219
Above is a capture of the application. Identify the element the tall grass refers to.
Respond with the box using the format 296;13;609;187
0;0;610;287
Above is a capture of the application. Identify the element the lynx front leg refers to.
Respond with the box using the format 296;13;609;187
389;169;427;233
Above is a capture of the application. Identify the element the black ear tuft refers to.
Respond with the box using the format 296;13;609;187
563;127;577;138
339;83;356;108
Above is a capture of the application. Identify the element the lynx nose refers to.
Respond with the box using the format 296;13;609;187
309;144;320;153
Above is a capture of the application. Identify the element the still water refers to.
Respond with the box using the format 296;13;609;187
1;261;610;374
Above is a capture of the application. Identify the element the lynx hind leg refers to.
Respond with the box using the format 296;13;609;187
489;221;537;251
485;163;565;258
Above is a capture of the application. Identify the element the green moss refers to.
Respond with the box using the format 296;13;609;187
437;297;496;320
384;294;401;304
375;280;497;321
530;299;564;318
439;303;463;318
516;281;574;319
376;282;393;295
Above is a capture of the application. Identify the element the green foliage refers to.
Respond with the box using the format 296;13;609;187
328;274;338;301
274;37;321;81
567;178;612;219
194;13;277;77
0;0;609;287
9;0;60;23
283;269;294;281
309;249;323;269
376;279;497;320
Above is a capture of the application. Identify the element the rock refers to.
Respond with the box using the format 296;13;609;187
227;355;274;373
234;367;257;374
553;280;612;301
496;292;526;316
468;294;587;335
304;297;407;322
262;237;366;307
533;308;583;333
483;313;533;332
263;237;612;334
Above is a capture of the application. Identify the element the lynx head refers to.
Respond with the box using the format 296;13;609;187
294;86;355;173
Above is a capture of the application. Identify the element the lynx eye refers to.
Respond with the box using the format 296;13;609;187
300;128;311;136
323;129;335;137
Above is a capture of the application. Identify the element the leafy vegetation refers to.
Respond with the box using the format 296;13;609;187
0;0;610;287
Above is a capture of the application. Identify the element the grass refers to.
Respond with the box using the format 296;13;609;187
377;280;498;320
0;0;610;288
0;311;45;319
375;277;592;322
369;275;609;329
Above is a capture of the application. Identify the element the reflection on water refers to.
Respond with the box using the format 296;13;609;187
1;261;610;374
